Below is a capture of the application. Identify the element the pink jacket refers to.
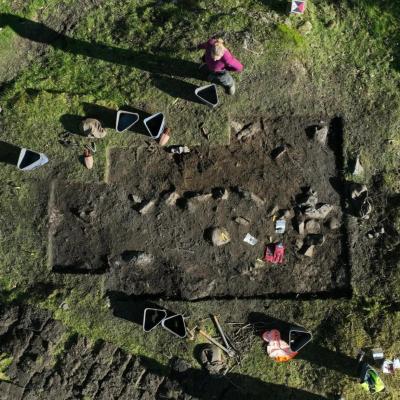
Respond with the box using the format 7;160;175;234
198;38;244;73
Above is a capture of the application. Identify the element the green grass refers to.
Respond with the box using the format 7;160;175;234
0;0;400;398
0;353;13;382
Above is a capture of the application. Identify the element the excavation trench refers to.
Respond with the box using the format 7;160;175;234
49;116;351;300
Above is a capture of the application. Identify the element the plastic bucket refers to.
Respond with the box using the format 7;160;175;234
116;110;140;133
195;84;218;108
143;112;165;139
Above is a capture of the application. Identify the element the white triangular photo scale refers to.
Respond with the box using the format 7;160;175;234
195;84;218;108
116;110;140;133
17;148;49;171
161;314;187;338
143;112;165;139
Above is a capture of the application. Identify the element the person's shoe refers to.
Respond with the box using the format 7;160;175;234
83;148;93;169
226;82;236;95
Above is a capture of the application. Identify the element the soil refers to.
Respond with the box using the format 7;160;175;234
0;304;331;400
49;116;349;299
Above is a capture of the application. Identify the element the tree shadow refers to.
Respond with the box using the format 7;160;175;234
82;102;152;137
152;74;203;104
59;114;85;135
0;141;21;166
107;290;176;326
140;355;329;400
258;0;289;14
0;13;203;81
248;312;358;378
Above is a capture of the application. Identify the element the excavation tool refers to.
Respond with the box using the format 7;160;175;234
211;315;237;357
197;329;234;357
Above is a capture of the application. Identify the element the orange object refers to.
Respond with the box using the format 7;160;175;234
159;127;171;146
262;329;298;362
83;148;93;169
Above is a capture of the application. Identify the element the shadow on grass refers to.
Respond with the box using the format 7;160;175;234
60;103;154;137
107;290;174;326
248;312;359;378
0;13;203;84
258;0;289;14
139;355;329;400
0;141;20;166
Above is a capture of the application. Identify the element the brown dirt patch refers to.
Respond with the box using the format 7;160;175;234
49;116;349;299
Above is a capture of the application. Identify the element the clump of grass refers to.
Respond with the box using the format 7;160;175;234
0;353;13;382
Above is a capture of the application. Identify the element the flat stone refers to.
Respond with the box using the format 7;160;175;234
234;216;250;226
165;191;180;206
304;204;333;220
250;192;265;207
282;209;294;220
221;189;229;200
305;219;320;234
268;205;280;217
129;194;143;204
230;120;244;134
139;199;156;215
211;227;231;246
295;238;304;250
237;121;261;141
352;155;364;176
303;245;315;257
327;217;340;230
194;193;213;202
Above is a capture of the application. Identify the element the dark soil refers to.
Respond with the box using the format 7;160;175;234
49;117;349;299
0;304;330;400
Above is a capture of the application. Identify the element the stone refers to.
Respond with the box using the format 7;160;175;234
299;21;312;35
282;209;294;220
109;251;154;268
268;205;280;217
352;155;364;176
305;219;320;234
211;227;231;246
234;216;250;226
250;192;265;207
165;191;180;206
304;204;333;220
187;199;198;213
236;121;261;141
187;193;212;212
139;199;156;214
129;194;142;204
230;120;244;134
295;238;304;250
303;245;315;257
194;193;212;202
327;217;340;230
315;125;328;146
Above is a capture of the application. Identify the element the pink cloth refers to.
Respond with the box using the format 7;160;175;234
198;38;243;73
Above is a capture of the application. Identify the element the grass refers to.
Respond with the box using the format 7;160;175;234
0;0;400;398
0;353;13;382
